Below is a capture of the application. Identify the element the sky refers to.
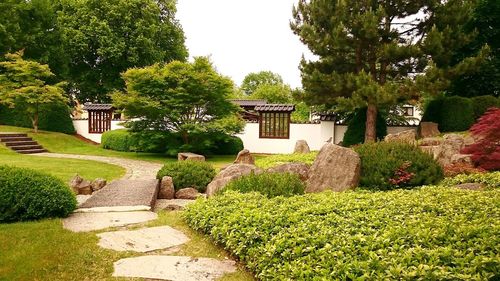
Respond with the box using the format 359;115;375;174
176;0;315;89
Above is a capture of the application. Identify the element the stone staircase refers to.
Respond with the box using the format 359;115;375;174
0;132;47;154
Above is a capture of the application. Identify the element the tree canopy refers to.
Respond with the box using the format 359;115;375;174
113;57;241;143
241;71;284;96
291;0;488;142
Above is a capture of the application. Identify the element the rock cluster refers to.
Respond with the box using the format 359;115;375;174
69;174;106;195
206;164;263;196
384;130;416;145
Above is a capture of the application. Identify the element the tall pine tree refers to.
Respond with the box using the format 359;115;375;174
291;0;488;142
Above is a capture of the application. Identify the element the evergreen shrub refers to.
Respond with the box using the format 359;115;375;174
354;142;443;190
0;165;77;222
471;95;499;119
222;172;305;198
156;161;216;192
343;108;387;147
439;96;475;132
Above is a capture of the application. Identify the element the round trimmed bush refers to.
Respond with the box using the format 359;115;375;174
222;172;305;198
101;129;168;152
439;96;475;132
0;165;77;222
156;161;216;192
343;108;387;147
101;129;136;151
354;142;443;190
471;95;499;119
421;97;444;123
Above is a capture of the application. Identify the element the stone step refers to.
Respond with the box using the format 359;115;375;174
10;144;43;151
0;136;33;142
5;141;38;147
17;149;48;154
0;132;28;138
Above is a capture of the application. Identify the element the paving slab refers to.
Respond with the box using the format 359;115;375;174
97;226;189;252
79;179;159;209
113;256;236;281
154;199;195;211
62;211;158;232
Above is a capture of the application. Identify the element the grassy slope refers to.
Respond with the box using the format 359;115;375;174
0;211;254;281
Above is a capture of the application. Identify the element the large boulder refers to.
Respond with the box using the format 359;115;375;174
206;164;263;196
418;122;440;138
69;174;84;194
294;140;310;154
69;174;92;195
267;163;310;181
233;149;255;165
450;154;473;165
90;178;107;192
306;143;360;193
158;176;175;199
384;130;417;144
177;152;205;161
175;188;200;200
436;134;466;166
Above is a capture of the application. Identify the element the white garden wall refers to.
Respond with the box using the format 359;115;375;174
72;119;125;143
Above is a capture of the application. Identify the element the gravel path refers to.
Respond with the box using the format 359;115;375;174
34;153;163;180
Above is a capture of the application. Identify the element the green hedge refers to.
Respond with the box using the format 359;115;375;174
185;188;499;280
0;165;77;222
156;161;216;192
343;107;387;147
471;95;500;119
255;152;317;169
222;173;305;198
0;102;75;134
354;142;443;190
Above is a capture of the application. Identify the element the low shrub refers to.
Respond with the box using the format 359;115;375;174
354;142;443;190
441;171;500;189
443;162;485;177
471;95;500;119
167;132;244;156
222;173;305;198
342;107;387;146
101;129;169;153
101;129;136;152
156;161;216;192
439;96;475;132
255;152;317;169
185;188;500;280
0;165;77;222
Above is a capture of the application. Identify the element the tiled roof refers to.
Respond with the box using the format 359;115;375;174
230;99;267;106
254;104;295;112
83;104;114;111
318;112;337;121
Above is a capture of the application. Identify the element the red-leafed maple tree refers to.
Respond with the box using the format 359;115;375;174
461;107;500;171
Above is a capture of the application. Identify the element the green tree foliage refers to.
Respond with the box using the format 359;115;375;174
57;0;187;102
291;0;488;143
0;52;67;133
343;108;387;147
241;71;284;96
113;57;241;144
251;83;293;103
471;95;500;119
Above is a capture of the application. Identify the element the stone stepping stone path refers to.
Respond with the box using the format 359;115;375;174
79;179;159;211
97;226;189;252
62;211;158;232
113;256;237;281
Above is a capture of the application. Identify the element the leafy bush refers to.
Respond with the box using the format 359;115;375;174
441;172;500;189
343;107;387;146
471;95;499;119
421;97;444;123
461;108;500;171
156;161;216;192
0;102;75;134
0;165;77;222
101;129;137;151
185;188;500;280
439;96;475;132
222;173;305;198
255;152;317;169
354;142;443;190
171;132;244;156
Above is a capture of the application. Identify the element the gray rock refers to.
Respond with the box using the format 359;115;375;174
158;176;175;199
455;183;484;190
384;130;417;144
113;256;237;281
294;140;311;154
233;149;255;165
419;145;441;159
154;199;194;211
62;211;158;232
306;143;360;193
418;122;440;138
178;152;205;161
436;134;466;166
90;178;107;192
206;164;263;196
419;137;443;147
450;154;473;165
175;188;200;200
267;163;310;181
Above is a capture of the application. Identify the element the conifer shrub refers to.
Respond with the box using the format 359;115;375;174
343;108;387;147
471;95;499;119
0;166;77;222
156;161;216;192
421;97;444;123
354;142;443;190
439;96;475;132
221;172;305;198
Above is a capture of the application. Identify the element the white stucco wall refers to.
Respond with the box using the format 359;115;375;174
72;119;125;143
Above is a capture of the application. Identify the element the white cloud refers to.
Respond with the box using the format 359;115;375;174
176;0;315;89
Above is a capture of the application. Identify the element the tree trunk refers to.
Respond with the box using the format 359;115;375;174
181;131;189;144
31;112;39;133
364;104;377;143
